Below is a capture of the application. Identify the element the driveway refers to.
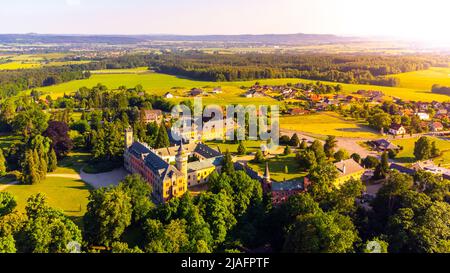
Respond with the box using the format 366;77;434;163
47;168;129;189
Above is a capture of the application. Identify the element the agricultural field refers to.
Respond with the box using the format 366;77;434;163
280;112;380;139
31;71;281;106
391;67;450;91
392;136;450;166
26;67;450;103
0;53;90;70
247;154;307;182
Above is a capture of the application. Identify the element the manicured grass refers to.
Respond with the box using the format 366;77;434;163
247;154;306;182
204;140;265;154
392;136;450;166
280;112;380;139
391;67;450;91
3;177;92;219
54;152;92;175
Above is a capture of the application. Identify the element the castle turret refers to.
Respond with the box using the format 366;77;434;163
262;162;272;192
125;126;134;149
175;142;188;176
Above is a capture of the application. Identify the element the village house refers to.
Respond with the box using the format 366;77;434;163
287;108;310;116
334;159;366;185
430;121;444;132
212;87;222;94
164;92;174;99
389;124;406;136
416;112;430;120
370;139;399;152
189;88;204;97
140;109;163;125
244;89;266;98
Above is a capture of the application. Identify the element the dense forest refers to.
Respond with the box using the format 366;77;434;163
147;52;443;85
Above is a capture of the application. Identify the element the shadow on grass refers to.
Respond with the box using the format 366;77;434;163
57;151;92;174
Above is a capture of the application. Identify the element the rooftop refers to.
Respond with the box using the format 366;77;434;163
334;159;365;177
272;179;305;191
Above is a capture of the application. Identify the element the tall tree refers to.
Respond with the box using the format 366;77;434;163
0;149;6;176
221;150;235;175
289;134;300;147
324;135;338;158
118;174;154;223
83;187;132;247
414;136;432;161
154;124;170;149
43;121;73;158
283;210;359;253
47;148;58;172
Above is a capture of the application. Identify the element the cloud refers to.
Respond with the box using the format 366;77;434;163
66;0;81;7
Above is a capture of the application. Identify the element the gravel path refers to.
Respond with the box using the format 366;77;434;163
80;168;128;189
0;181;19;191
47;168;129;189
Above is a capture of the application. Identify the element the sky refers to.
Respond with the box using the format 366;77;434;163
0;0;449;44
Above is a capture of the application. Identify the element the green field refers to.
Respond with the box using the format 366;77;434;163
247;154;306;182
23;66;450;102
392;136;450;166
391;67;450;91
0;53;90;71
280;112;380;139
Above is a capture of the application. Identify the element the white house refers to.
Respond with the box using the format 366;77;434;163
389;124;406;136
416;112;430;120
164;92;174;99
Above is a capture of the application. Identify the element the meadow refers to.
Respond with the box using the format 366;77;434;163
0;53;90;71
280;112;380;139
392;136;450;166
25;66;450;103
391;67;450;91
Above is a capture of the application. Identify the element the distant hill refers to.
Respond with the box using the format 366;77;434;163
0;33;361;45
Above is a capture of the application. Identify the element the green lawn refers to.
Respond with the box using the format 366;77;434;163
247;154;306;182
392;137;450;166
4;177;91;221
204;140;265;154
280;112;380;139
54;152;92;175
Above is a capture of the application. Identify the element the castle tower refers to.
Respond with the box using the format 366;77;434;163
175;142;188;176
125;126;134;149
262;162;272;192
